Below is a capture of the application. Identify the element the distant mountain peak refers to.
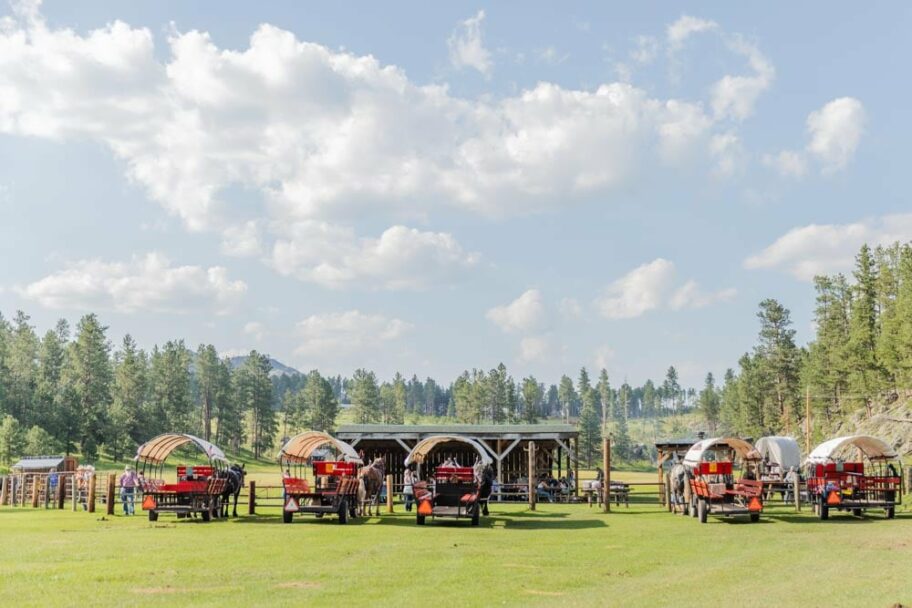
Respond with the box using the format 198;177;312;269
228;355;302;377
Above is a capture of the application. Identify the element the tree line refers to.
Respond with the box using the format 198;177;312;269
699;241;912;443
0;308;697;466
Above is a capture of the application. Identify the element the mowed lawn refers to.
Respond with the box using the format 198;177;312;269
2;477;911;607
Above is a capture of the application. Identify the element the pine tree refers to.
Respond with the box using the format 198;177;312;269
148;341;193;435
35;320;68;442
8;311;38;425
234;351;275;458
0;414;23;464
577;384;601;467
520;376;542;423
557;375;576;422
195;344;220;441
846;244;884;416
698;372;721;431
215;357;243;451
351;368;381;424
596;369;612;432
756;299;800;431
62;314;112;458
110;335;147;458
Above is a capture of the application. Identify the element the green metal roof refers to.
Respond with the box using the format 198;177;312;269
337;423;576;434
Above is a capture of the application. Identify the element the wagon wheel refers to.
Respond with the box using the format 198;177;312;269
697;498;707;524
337;499;348;524
416;514;426;525
148;509;158;522
749;512;760;523
283;509;293;524
471;504;480;526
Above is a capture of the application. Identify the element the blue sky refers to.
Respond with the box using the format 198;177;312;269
1;1;909;387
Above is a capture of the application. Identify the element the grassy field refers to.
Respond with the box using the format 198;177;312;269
2;473;911;608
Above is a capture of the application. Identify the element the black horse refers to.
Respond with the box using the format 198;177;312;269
218;464;246;517
475;463;496;516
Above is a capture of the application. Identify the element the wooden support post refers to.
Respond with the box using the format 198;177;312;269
658;454;665;508
57;475;65;510
0;475;7;506
527;441;536;511
573;438;579;498
31;475;40;508
793;476;801;512
386;474;394;513
603;438;611;514
88;474;96;513
496;439;503;502
248;480;256;515
106;474;115;516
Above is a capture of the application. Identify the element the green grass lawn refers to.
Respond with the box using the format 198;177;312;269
2;487;911;608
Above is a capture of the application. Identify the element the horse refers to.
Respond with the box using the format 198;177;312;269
669;463;688;515
474;462;495;516
218;463;246;517
357;457;385;517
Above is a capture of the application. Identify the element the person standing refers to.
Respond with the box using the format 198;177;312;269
119;465;139;516
403;466;416;512
45;468;59;509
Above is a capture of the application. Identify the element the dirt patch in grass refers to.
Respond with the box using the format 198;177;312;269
276;581;321;590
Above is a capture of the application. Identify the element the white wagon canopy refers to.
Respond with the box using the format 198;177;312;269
404;435;493;466
278;431;362;464
683;437;760;468
806;435;898;464
756;436;802;471
135;433;227;466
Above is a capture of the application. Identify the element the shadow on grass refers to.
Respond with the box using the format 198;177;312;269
229;513;371;526
768;513;887;525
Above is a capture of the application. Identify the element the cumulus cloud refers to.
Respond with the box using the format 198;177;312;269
807;97;866;173
765;97;865;178
270;223;479;290
18;252;246;313
595;258;735;319
294;310;413;358
666;15;717;51
744;214;912;281
448;10;492;77
486;289;545;333
709;37;775;121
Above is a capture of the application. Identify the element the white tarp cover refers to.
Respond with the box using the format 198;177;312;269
683;437;761;468
278;431;362;463
135;433;227;465
756;436;802;470
806;435;898;464
404;435;493;466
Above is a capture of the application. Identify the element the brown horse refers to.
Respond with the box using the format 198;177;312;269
357;457;385;517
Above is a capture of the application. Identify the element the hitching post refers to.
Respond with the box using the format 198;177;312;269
106;474;115;516
88;474;96;513
527;441;536;511
793;475;801;512
57;475;65;510
31;475;39;508
386;474;394;513
603;437;611;514
248;480;256;515
0;475;7;506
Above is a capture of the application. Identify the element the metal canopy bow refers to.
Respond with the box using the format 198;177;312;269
683;437;761;468
807;435;898;463
278;431;362;463
404;435;494;466
135;433;227;465
755;436;802;470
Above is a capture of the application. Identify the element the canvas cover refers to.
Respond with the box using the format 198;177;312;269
135;433;227;465
683;437;761;468
756;436;802;470
278;431;362;463
404;435;494;465
806;435;898;464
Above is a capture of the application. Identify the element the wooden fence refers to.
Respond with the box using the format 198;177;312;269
0;472;116;514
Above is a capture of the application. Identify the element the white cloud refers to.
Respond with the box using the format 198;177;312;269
710;37;775;121
807;97;866;173
709;131;745;177
294;310;412;358
631;35;660;64
486;289;544;333
243;321;266;341
448;10;492;77
271;223;479;290
744;214;912;281
763;149;807;178
18;252;246;313
595;258;734;319
666;16;717;51
765;97;865;178
221;221;262;257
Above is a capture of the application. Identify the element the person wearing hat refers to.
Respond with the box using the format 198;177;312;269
119;465;139;516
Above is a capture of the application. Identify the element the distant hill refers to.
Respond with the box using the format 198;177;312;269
228;355;302;377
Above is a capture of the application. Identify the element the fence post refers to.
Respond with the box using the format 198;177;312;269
72;475;78;512
248;481;256;515
88;474;96;513
31;474;40;508
386;474;394;514
603;438;611;514
793;477;801;512
57;475;65;509
0;475;7;506
106;474;115;516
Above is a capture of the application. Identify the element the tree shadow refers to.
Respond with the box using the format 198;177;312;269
229;513;370;526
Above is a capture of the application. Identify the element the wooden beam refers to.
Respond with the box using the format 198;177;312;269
393;438;413;453
603;437;611;514
574;438;579;498
528;441;536;511
497;438;522;462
